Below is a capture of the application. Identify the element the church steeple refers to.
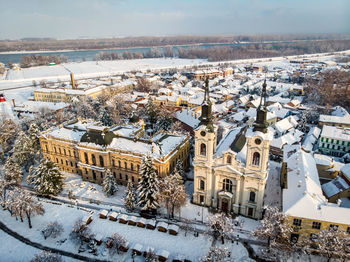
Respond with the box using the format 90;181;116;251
199;77;214;132
254;79;269;133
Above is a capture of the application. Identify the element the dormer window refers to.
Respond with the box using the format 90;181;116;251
227;155;232;164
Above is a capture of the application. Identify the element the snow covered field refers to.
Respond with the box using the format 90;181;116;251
0;200;250;262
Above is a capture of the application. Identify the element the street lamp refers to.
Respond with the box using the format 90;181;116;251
201;202;204;223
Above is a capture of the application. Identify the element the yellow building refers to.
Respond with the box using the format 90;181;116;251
281;145;350;242
40;119;190;186
34;85;110;103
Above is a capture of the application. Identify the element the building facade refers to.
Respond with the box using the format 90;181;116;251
193;79;272;219
318;125;350;157
40;120;190;186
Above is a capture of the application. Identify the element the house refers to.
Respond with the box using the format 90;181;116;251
109;212;118;221
273;116;299;137
99;210;108;219
157;222;168;232
168;224;179;235
319;114;350;128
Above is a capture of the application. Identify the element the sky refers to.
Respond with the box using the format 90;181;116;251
0;0;349;40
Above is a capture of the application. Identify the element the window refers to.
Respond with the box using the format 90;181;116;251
227;155;232;164
200;143;206;156
56;158;58;163
329;224;338;231
65;160;68;166
118;160;121;168
99;156;104;167
84;152;88;164
112;159;115;167
113;172;116;178
347;227;350;234
92;154;96;165
131;163;134;171
321;137;324;142
100;172;103;178
293;219;302;226
64;149;66;155
312;222;321;229
119;173;122;179
59;148;61;154
124;162;127;170
336;140;339;144
137;165;140;171
199;180;205;190
249;191;256;202
69;150;71;156
125;174;128;181
326;138;329;142
222;179;233;193
45;145;48;152
92;170;96;180
132;176;135;182
61;159;63;164
252;152;260;166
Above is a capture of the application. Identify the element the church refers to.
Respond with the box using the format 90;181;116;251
193;79;272;219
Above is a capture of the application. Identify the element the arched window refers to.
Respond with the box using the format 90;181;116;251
249;191;256;202
118;160;121;168
84;152;88;164
92;154;96;165
59;148;61;154
99;156;104;167
200;143;206;156
131;163;134;171
252;152;260;166
54;147;57;153
124;162;127;170
199;180;205;190
64;149;66;155
223;179;233;193
227;155;232;164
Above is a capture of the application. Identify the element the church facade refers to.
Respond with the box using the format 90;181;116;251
193;79;272;219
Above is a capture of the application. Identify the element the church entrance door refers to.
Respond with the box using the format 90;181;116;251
221;199;229;213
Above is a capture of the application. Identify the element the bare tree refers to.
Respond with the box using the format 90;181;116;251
42;221;64;239
70;217;93;246
106;233;127;255
207;212;234;244
201;246;231;262
30;251;63;262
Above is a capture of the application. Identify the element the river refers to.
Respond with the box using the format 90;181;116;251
0;42;278;66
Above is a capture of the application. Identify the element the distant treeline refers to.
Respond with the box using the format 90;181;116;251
177;40;350;61
94;39;350;62
19;54;68;68
0;34;348;52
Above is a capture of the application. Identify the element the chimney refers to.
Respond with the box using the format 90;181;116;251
70;73;76;89
12;98;16;107
337;199;342;206
298;180;302;187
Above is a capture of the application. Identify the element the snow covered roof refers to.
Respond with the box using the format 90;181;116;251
319;114;350;125
282;144;350;225
174;109;200;129
322;176;349;198
313;154;334;167
14;101;68;113
320;125;350;141
341;164;350;181
273;116;298;134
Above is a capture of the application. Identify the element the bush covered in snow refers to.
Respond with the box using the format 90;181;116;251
30;251;63;262
42;221;64;239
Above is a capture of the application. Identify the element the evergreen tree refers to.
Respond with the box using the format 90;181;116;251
3;157;22;185
145;97;159;128
100;107;113;126
124;179;136;211
156;115;173;132
27;158;64;195
28;122;41;155
137;155;159;211
102;169;118;196
12;131;33;167
174;159;186;183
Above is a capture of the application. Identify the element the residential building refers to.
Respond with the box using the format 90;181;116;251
318;125;350;157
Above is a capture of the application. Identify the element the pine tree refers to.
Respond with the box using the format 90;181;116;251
12;131;33;167
175;159;186;183
27;158;64;195
100;107;113;126
28;122;41;155
0;118;17;162
156;115;173;132
102;169;118;196
145;97;159;128
3;157;22;185
124;179;136;210
137;155;159;211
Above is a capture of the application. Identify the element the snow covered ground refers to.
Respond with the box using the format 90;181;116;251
0;200;250;262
